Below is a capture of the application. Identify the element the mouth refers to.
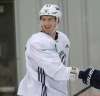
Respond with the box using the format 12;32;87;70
45;26;51;29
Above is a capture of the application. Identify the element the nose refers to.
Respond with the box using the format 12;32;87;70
43;20;49;26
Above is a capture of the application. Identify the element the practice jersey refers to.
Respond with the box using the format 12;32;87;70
17;31;71;96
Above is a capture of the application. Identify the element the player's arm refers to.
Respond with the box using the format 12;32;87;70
28;42;79;81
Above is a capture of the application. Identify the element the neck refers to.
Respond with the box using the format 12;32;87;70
50;31;56;40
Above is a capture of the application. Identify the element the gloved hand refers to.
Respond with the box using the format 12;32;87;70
69;67;79;80
78;68;100;89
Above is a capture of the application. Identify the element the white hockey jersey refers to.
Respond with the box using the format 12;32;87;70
17;31;71;96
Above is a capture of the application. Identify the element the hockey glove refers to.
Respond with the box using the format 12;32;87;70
78;68;100;89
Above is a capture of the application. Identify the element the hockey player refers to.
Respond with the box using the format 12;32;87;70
17;4;79;96
17;4;100;96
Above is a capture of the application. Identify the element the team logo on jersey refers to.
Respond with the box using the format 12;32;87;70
65;44;69;48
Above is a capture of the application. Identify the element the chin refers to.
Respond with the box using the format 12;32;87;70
44;30;51;32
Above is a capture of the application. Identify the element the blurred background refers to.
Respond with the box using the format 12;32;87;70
0;0;100;96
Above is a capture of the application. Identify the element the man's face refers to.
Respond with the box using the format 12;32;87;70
40;16;58;33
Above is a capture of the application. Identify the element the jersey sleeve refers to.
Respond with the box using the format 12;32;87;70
26;41;71;81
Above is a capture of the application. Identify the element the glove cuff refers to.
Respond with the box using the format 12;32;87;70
70;67;79;80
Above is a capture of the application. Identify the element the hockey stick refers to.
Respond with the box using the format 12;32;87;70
73;85;91;96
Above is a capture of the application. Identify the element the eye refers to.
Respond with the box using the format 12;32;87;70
48;18;52;21
41;18;46;21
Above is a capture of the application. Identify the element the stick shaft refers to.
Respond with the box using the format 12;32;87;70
73;86;91;96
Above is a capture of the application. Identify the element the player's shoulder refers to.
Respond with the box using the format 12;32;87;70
29;32;53;43
29;32;45;41
26;32;55;49
58;31;70;44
